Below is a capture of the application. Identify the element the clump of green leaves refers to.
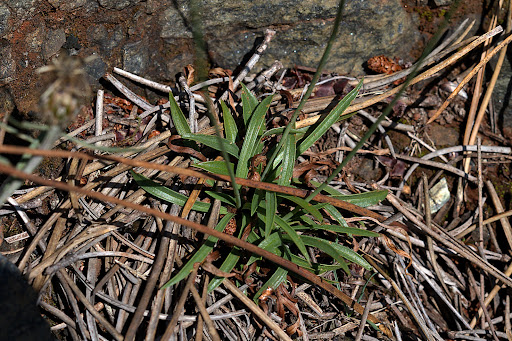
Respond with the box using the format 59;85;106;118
133;81;387;300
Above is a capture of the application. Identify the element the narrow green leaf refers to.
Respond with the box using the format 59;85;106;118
278;135;296;186
330;242;372;270
162;213;235;288
323;204;349;226
278;194;323;222
293;224;380;237
221;100;238;144
169;93;191;135
181;133;239;157
236;95;273;181
254;267;288;302
247;232;282;266
297;79;363;156
240;83;259;125
265;191;277;237
310;180;388;208
261;126;307;139
283;234;357;274
251;189;263;216
285;247;346;274
131;170;227;214
271;214;310;264
205;191;237;207
207;246;242;292
194;160;234;176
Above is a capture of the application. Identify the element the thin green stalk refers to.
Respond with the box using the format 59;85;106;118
261;0;346;181
305;0;462;202
189;0;241;208
201;94;242;208
0;125;61;206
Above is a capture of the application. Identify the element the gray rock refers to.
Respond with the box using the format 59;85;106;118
0;4;10;37
47;0;98;14
163;0;419;75
87;24;124;54
62;34;82;55
5;0;37;16
5;0;36;10
98;0;142;10
0;86;16;116
41;29;66;60
491;54;512;133
123;40;149;74
83;52;106;86
48;0;87;11
0;40;15;83
159;7;193;39
25;23;46;53
0;0;424;113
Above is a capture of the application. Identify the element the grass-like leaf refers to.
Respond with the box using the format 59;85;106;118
247;232;282;266
162;213;235;288
221;100;238;144
169;92;191;136
297;79;363;156
278;135;296;186
261;126;307;139
309;180;388;208
207;246;242;292
322;204;349;226
265;191;277;237
285;247;347;274
251;189;263;216
271;214;310;264
282;234;371;273
205;190;237;207
236;95;273;181
131;170;227;214
240;83;259;125
194;160;234;176
329;242;372;270
293;224;380;237
254;267;288;302
278;194;323;222
181;132;239;157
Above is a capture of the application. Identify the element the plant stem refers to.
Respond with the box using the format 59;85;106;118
189;0;241;208
0;125;61;206
261;0;346;181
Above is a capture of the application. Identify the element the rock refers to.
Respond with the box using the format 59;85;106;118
83;52;107;86
0;86;16;118
87;24;124;54
0;40;15;83
491;54;512;136
5;0;37;17
41;29;66;60
24;23;46;53
0;4;10;37
163;0;420;75
48;0;87;11
62;34;82;56
47;0;98;14
123;40;150;75
0;0;430;114
0;254;54;341
98;0;143;10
